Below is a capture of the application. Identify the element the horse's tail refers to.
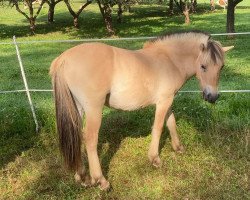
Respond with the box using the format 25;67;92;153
50;58;82;171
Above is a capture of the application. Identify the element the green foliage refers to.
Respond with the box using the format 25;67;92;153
0;1;249;199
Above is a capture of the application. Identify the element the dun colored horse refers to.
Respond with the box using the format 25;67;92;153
50;31;233;190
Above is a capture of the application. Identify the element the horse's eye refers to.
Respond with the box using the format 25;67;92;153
201;65;207;72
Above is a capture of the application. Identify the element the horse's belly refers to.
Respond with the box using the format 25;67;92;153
108;91;152;111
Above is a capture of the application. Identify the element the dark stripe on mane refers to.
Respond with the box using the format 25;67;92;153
207;40;224;65
151;30;210;43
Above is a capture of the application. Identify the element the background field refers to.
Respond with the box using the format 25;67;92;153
0;1;249;199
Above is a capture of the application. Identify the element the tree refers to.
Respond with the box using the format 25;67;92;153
11;0;46;33
64;0;92;28
116;0;134;23
226;0;243;33
117;0;123;23
182;0;190;24
169;0;174;15
96;0;116;35
46;0;63;23
190;0;196;12
174;0;191;24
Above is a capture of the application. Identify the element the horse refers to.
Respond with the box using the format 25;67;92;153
50;31;233;190
216;0;228;10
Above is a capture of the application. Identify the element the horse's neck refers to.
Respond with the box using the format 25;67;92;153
157;39;202;80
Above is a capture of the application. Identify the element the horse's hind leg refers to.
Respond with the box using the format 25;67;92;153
83;104;110;190
166;111;184;153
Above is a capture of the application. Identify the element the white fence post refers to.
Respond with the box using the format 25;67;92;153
13;36;39;133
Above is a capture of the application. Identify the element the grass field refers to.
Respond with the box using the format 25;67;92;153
0;1;249;199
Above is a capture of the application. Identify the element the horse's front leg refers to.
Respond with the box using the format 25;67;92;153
166;111;184;153
148;97;173;167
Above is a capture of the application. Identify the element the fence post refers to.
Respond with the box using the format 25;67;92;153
13;36;39;133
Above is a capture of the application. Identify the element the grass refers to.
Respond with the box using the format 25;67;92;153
0;1;250;199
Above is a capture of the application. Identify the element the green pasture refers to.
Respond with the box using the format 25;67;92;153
0;1;249;199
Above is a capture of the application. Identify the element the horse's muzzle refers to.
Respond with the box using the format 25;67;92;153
203;89;219;104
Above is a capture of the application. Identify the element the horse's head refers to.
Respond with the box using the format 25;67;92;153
196;39;233;103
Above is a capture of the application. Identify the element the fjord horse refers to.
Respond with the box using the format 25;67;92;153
50;31;233;190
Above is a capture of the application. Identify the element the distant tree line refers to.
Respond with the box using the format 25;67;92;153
2;0;244;35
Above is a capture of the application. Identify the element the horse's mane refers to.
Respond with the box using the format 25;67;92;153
150;30;210;43
144;30;224;66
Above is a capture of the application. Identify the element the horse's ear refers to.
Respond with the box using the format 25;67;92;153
223;46;234;52
200;43;205;52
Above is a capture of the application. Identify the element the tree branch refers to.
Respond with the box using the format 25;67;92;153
55;0;63;4
97;0;105;18
233;0;243;6
76;0;92;16
64;0;92;18
64;0;77;17
34;0;46;19
13;2;30;20
44;0;51;6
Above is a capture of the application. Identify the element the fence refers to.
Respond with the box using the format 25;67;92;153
1;33;250;132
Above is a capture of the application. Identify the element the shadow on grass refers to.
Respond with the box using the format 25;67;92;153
1;4;249;40
0;93;38;169
97;96;210;177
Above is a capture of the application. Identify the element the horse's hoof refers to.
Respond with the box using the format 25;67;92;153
74;170;86;184
74;173;82;184
81;174;92;188
152;156;161;168
175;145;184;153
99;178;110;191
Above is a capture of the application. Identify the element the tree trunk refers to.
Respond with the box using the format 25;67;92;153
117;1;122;23
183;1;190;24
169;0;174;15
97;0;115;36
192;0;197;12
210;0;215;11
174;0;182;12
73;17;79;28
104;5;115;35
226;0;235;33
29;17;36;33
48;3;55;23
226;0;243;38
183;10;190;24
128;5;131;13
226;0;243;34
